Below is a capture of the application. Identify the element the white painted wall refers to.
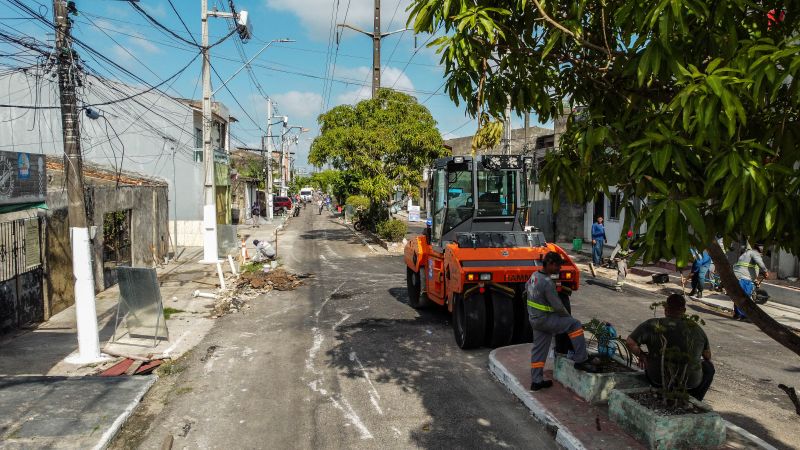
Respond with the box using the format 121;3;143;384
0;71;231;247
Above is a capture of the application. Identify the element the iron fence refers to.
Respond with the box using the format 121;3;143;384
0;217;43;282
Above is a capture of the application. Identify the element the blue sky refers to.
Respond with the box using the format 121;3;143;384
5;0;539;170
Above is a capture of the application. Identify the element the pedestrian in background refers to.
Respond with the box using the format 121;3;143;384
590;216;606;269
688;248;712;298
251;201;261;226
732;243;770;320
610;231;637;291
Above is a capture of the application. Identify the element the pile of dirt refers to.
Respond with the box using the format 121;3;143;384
629;390;707;416
236;268;312;291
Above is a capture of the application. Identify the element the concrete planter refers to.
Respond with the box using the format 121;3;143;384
608;387;726;449
553;354;648;404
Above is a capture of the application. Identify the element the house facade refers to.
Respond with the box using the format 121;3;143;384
0;70;236;249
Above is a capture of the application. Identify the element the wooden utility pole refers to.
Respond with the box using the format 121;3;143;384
53;0;104;364
337;0;407;99
54;0;87;228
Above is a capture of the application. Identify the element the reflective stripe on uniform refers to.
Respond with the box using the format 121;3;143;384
527;300;554;312
531;361;546;369
735;262;757;268
567;328;584;339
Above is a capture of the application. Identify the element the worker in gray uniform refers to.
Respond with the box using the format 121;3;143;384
526;251;599;391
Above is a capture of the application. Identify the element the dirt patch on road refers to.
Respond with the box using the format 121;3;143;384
237;269;310;291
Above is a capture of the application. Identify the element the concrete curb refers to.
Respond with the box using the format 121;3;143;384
488;350;586;450
723;421;778;450
489;350;779;450
361;229;404;253
580;269;800;333
94;375;157;450
336;220;378;253
579;269;665;300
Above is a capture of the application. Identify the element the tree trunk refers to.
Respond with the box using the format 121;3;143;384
706;242;800;358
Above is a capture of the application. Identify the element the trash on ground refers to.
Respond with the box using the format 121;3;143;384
98;357;164;376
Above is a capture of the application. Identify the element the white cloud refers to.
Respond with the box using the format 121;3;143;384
272;91;325;123
93;19;161;55
111;45;135;66
129;35;161;54
264;0;412;41
334;66;415;105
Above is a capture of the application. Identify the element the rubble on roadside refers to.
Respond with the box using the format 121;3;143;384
209;267;313;318
237;268;312;291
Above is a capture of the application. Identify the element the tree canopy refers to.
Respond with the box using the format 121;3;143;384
410;0;800;354
309;89;448;203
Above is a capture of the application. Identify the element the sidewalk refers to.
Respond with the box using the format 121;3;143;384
489;344;777;450
559;243;800;332
0;217;286;448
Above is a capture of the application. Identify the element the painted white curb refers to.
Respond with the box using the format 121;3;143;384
94;375;158;450
723;421;778;450
489;350;779;450
488;350;586;450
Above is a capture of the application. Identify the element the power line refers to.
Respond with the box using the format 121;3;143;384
168;0;199;46
390;27;441;89
128;1;199;48
323;0;352;112
320;0;341;115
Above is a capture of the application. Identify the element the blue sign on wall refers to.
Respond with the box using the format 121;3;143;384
0;151;46;206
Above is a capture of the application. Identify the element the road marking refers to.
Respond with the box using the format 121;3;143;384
305;328;324;374
331;395;374;440
316;282;346;319
304;283;374;440
333;312;351;330
349;351;383;415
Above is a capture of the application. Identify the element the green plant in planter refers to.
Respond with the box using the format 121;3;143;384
583;318;634;368
376;219;408;242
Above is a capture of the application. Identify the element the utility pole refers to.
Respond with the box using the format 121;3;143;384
199;0;251;260
53;0;104;364
280;119;288;196
200;0;219;263
338;0;407;99
265;98;274;221
502;95;512;155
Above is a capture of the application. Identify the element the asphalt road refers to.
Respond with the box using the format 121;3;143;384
574;277;800;450
128;208;557;449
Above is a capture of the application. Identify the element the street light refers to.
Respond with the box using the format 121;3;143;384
279;125;309;196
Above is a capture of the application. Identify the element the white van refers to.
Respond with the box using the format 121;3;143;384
299;188;313;202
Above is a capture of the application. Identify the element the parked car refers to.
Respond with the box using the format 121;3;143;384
273;196;293;214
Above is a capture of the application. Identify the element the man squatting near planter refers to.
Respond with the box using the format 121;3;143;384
625;294;715;401
527;251;599;391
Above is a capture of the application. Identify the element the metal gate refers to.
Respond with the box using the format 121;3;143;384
0;217;44;333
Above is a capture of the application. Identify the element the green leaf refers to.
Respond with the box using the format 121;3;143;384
765;197;778;231
706;75;724;97
665;202;679;248
678;199;706;238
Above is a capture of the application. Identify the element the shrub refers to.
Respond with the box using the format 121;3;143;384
345;195;370;211
376;219;408;242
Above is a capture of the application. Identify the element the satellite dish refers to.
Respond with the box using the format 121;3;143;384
237;10;252;42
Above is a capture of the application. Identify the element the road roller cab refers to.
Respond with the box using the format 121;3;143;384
404;155;580;349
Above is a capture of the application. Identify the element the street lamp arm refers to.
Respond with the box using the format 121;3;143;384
380;28;410;38
211;38;294;96
337;23;373;38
